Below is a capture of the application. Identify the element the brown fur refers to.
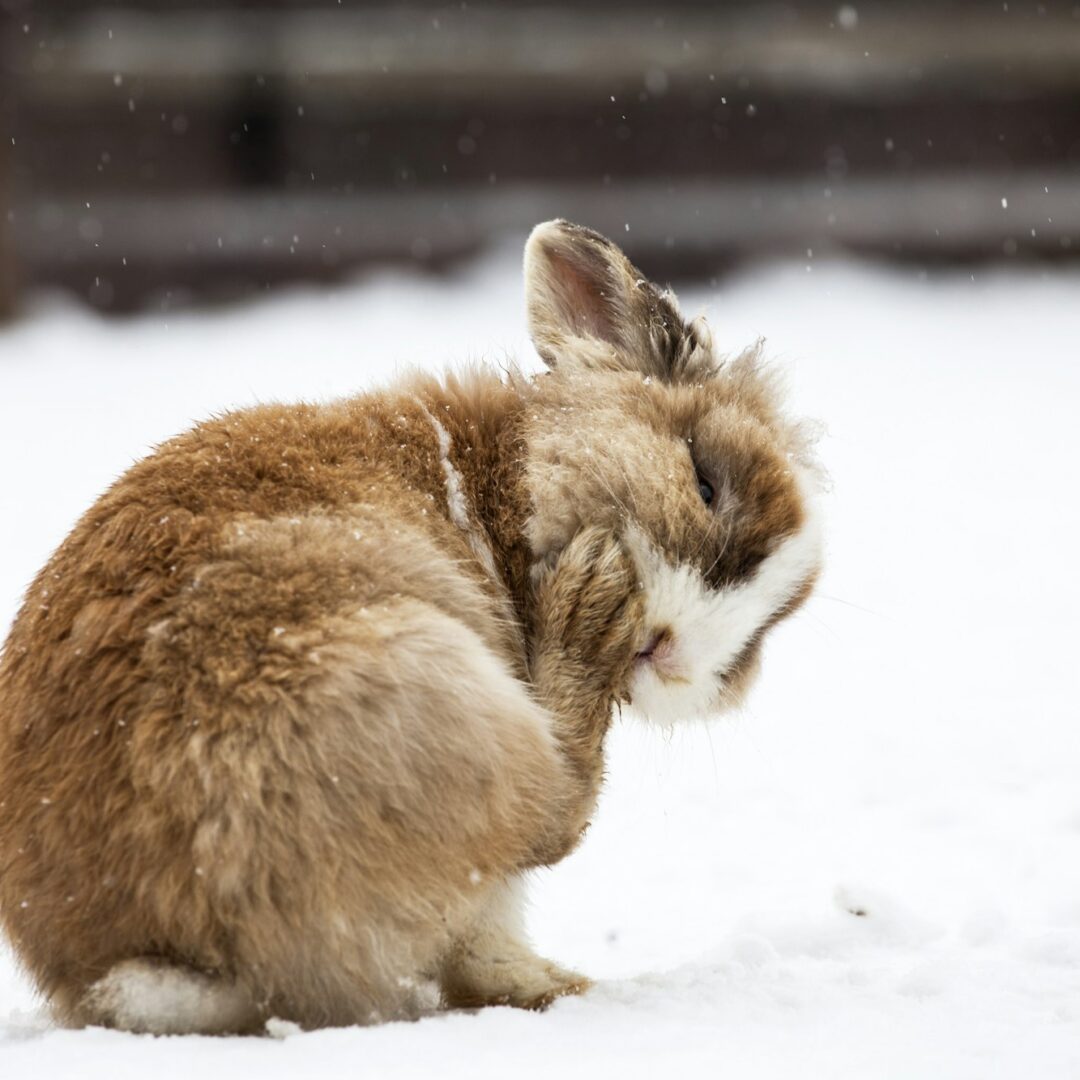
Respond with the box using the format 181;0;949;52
0;221;819;1032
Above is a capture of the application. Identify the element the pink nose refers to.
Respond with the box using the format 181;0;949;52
635;629;677;674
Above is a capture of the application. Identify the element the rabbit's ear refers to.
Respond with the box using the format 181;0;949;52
524;220;713;380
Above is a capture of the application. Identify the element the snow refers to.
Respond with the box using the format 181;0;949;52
2;245;1079;1077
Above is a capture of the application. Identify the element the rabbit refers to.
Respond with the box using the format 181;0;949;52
0;220;823;1035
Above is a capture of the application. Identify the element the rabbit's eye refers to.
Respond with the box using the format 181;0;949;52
697;475;714;506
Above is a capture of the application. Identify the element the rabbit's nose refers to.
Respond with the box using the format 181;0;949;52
635;627;681;678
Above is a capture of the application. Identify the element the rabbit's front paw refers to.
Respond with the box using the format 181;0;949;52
533;526;646;708
442;952;592;1011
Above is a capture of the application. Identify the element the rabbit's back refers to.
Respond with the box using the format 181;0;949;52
0;380;571;1027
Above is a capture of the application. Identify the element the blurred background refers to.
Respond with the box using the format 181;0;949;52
2;0;1079;316
3;6;1080;1071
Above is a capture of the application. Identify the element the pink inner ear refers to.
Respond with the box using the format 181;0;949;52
544;243;620;345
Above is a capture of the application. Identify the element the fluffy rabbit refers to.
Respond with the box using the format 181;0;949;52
0;221;822;1034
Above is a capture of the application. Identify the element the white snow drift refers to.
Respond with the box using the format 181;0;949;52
1;246;1078;1079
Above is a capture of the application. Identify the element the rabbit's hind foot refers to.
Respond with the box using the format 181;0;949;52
77;958;262;1035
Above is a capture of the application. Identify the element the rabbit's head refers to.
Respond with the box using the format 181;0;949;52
523;220;823;724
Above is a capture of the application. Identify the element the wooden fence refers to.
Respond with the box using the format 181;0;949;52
3;0;1080;313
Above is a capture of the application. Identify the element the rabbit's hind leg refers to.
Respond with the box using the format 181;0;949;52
74;958;261;1035
439;876;591;1011
214;595;589;1027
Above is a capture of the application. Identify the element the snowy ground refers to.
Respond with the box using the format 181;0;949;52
1;244;1079;1078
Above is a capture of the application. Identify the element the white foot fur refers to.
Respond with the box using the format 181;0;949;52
82;958;259;1035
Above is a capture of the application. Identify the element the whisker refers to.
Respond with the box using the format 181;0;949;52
581;459;634;521
701;517;736;582
689;511;725;567
797;610;843;642
604;451;642;516
811;593;889;619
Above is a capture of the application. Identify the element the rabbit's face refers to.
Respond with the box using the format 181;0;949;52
524;221;822;724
